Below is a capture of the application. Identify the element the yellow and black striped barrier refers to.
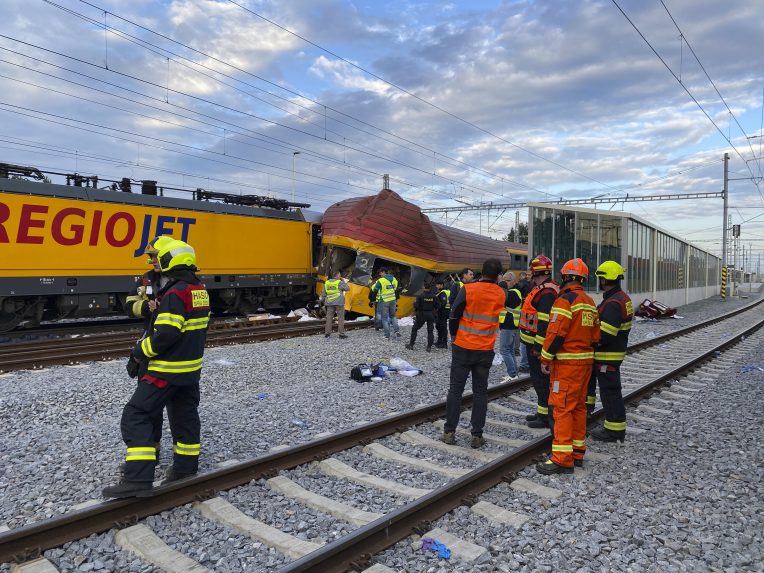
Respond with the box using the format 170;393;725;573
721;267;727;299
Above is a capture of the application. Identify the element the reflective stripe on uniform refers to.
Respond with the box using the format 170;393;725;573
551;444;573;452
586;395;596;405
459;324;498;336
520;332;535;344
600;321;619;336
131;299;145;317
182;316;210;332
499;309;508;324
148;358;204;373
551;308;572;319
572;439;586;447
463;311;499;323
141;337;158;358
174;442;201;456
571;303;597;313
604;420;627;431
126;446;156;462
536;405;548;415
154;312;185;330
540;349;555;361
554;351;594;360
537;312;550;322
620;321;632;331
594;351;626;360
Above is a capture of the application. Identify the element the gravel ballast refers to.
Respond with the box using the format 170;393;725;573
0;290;761;571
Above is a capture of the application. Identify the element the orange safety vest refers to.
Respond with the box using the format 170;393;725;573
519;280;560;345
540;282;601;364
454;281;506;351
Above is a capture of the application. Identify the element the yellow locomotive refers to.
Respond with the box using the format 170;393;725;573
0;167;319;330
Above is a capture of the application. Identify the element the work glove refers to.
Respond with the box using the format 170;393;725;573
126;356;141;379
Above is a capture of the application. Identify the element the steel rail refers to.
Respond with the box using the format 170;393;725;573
0;297;761;563
0;319;369;372
279;312;764;572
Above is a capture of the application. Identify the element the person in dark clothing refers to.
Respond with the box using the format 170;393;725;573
434;279;449;348
498;271;523;382
406;282;439;351
103;238;210;499
448;268;474;307
587;261;633;443
515;271;532;372
121;237;173;470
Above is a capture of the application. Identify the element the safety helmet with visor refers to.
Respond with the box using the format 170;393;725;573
157;239;197;272
595;260;625;281
560;258;589;282
529;254;553;276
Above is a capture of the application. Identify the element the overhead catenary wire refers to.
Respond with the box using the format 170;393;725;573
0;36;527;203
67;0;546;198
611;0;764;207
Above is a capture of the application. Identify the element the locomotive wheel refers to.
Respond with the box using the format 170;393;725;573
0;312;22;332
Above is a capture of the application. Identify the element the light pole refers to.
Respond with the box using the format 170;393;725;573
291;151;300;203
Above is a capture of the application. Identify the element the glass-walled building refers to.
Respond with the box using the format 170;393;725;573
528;204;721;307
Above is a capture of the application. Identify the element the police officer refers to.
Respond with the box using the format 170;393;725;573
322;270;350;338
588;261;633;443
537;258;600;474
519;255;560;428
372;268;401;340
406;281;439;351
368;269;385;331
434;279;449;348
103;238;210;498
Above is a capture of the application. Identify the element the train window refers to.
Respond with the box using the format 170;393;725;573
405;267;432;295
371;258;411;292
329;246;356;278
317;245;332;276
311;225;322;268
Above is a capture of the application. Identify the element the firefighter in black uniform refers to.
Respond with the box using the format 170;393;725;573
587;261;633;443
406;282;439;352
123;236;173;465
103;238;210;498
434;279;449;348
519;255;560;429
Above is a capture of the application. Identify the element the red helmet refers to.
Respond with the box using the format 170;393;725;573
560;258;589;278
529;254;553;276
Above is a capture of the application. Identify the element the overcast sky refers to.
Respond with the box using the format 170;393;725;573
1;0;763;266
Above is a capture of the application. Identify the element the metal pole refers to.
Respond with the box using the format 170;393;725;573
291;151;300;203
722;153;729;299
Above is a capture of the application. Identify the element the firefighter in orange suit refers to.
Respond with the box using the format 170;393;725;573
519;255;559;428
537;258;600;474
587;261;633;443
442;258;507;449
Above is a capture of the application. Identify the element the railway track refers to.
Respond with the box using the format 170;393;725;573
0;316;368;373
0;298;761;571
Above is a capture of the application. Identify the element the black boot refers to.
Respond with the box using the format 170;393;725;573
102;480;154;499
525;413;538;422
536;459;573;475
590;427;625;443
161;467;197;485
527;416;549;429
405;343;414;350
